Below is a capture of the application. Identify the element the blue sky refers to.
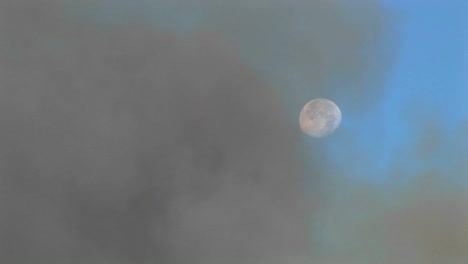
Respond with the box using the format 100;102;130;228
315;1;468;257
326;0;467;186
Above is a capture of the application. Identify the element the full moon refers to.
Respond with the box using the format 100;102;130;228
299;98;341;138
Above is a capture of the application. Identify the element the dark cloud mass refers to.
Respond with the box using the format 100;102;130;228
0;1;309;263
0;0;403;263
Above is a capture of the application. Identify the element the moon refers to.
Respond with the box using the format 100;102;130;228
299;98;341;138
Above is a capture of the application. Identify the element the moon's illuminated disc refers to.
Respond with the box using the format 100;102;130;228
299;98;341;138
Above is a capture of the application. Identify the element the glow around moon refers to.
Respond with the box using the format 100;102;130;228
299;98;341;138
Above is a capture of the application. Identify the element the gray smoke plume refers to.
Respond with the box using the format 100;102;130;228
0;0;392;263
0;1;309;263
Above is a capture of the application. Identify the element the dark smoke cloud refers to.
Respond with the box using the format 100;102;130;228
69;0;394;112
0;0;393;263
0;1;309;263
